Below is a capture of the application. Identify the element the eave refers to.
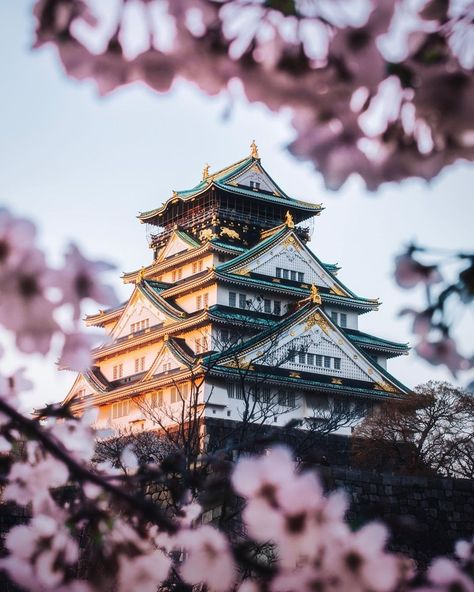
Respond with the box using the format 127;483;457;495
122;241;246;284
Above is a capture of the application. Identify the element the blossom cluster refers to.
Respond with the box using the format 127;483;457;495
32;0;474;190
394;245;473;376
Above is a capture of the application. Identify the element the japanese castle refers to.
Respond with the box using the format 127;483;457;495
64;143;409;433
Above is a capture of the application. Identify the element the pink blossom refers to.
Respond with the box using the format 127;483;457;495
58;243;118;320
59;330;97;371
50;415;96;462
399;307;434;336
117;550;171;592
415;338;472;376
0;208;37;274
394;252;442;289
1;514;79;591
0;248;58;354
4;455;69;509
425;557;474;592
179;525;236;592
456;537;474;563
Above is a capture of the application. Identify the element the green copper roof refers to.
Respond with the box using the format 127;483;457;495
344;328;409;356
139;281;186;320
138;156;322;223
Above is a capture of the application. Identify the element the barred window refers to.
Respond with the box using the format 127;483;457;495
298;351;306;364
307;353;315;365
203;292;209;308
340;313;347;328
324;356;331;368
315;355;323;367
264;299;272;313
227;383;244;400
229;292;236;307
290;270;297;281
331;311;338;323
170;386;178;404
333;358;341;370
273;301;281;315
239;293;247;309
298;272;304;282
276;267;282;278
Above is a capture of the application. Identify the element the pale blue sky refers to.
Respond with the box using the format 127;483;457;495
1;1;473;406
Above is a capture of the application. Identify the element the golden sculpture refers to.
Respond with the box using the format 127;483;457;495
220;227;240;240
285;210;295;228
250;140;259;159
202;163;210;180
135;266;146;284
310;283;322;305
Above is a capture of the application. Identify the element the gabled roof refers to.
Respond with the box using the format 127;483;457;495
217;226;372;303
204;301;409;395
138;155;323;225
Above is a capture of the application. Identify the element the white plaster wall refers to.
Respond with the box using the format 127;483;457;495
175;285;217;313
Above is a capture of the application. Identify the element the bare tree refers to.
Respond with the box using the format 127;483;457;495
352;381;474;478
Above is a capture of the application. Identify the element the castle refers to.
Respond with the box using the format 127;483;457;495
64;143;409;434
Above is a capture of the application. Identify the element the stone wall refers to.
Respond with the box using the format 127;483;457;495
317;466;474;565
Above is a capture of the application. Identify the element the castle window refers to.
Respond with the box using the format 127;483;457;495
249;181;260;190
273;301;281;315
113;363;123;380
290;270;297;281
112;399;129;419
229;292;236;307
307;353;315;365
334;358;341;370
298;351;306;364
278;391;296;408
170;386;178;403
282;269;289;280
239;293;247;309
331;311;338;323
220;329;230;343
324;356;331;369
196;295;202;309
298;272;304;282
264;299;272;313
228;383;244;400
203;293;209;308
315;355;323;367
134;357;145;373
340;313;347;328
162;362;172;373
150;390;163;408
276;267;282;278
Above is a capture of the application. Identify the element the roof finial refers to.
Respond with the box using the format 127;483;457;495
202;163;210;181
250;140;259;159
310;284;322;305
136;266;146;284
285;210;295;228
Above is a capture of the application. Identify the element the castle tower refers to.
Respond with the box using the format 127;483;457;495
63;144;409;434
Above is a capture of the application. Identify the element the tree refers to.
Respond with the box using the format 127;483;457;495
352;380;474;478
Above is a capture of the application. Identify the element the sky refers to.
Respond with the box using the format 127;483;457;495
1;1;473;407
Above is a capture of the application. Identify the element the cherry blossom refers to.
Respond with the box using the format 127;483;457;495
59;243;118;320
4;451;69;510
394;251;442;289
0;514;80;592
117;549;171;592
415;337;472;376
178;525;236;592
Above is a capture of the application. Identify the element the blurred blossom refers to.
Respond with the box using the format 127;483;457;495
59;331;96;372
399;307;434;337
59;243;118;320
415;338;472;376
394;252;442;289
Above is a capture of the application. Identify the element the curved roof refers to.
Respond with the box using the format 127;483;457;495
138;156;323;225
